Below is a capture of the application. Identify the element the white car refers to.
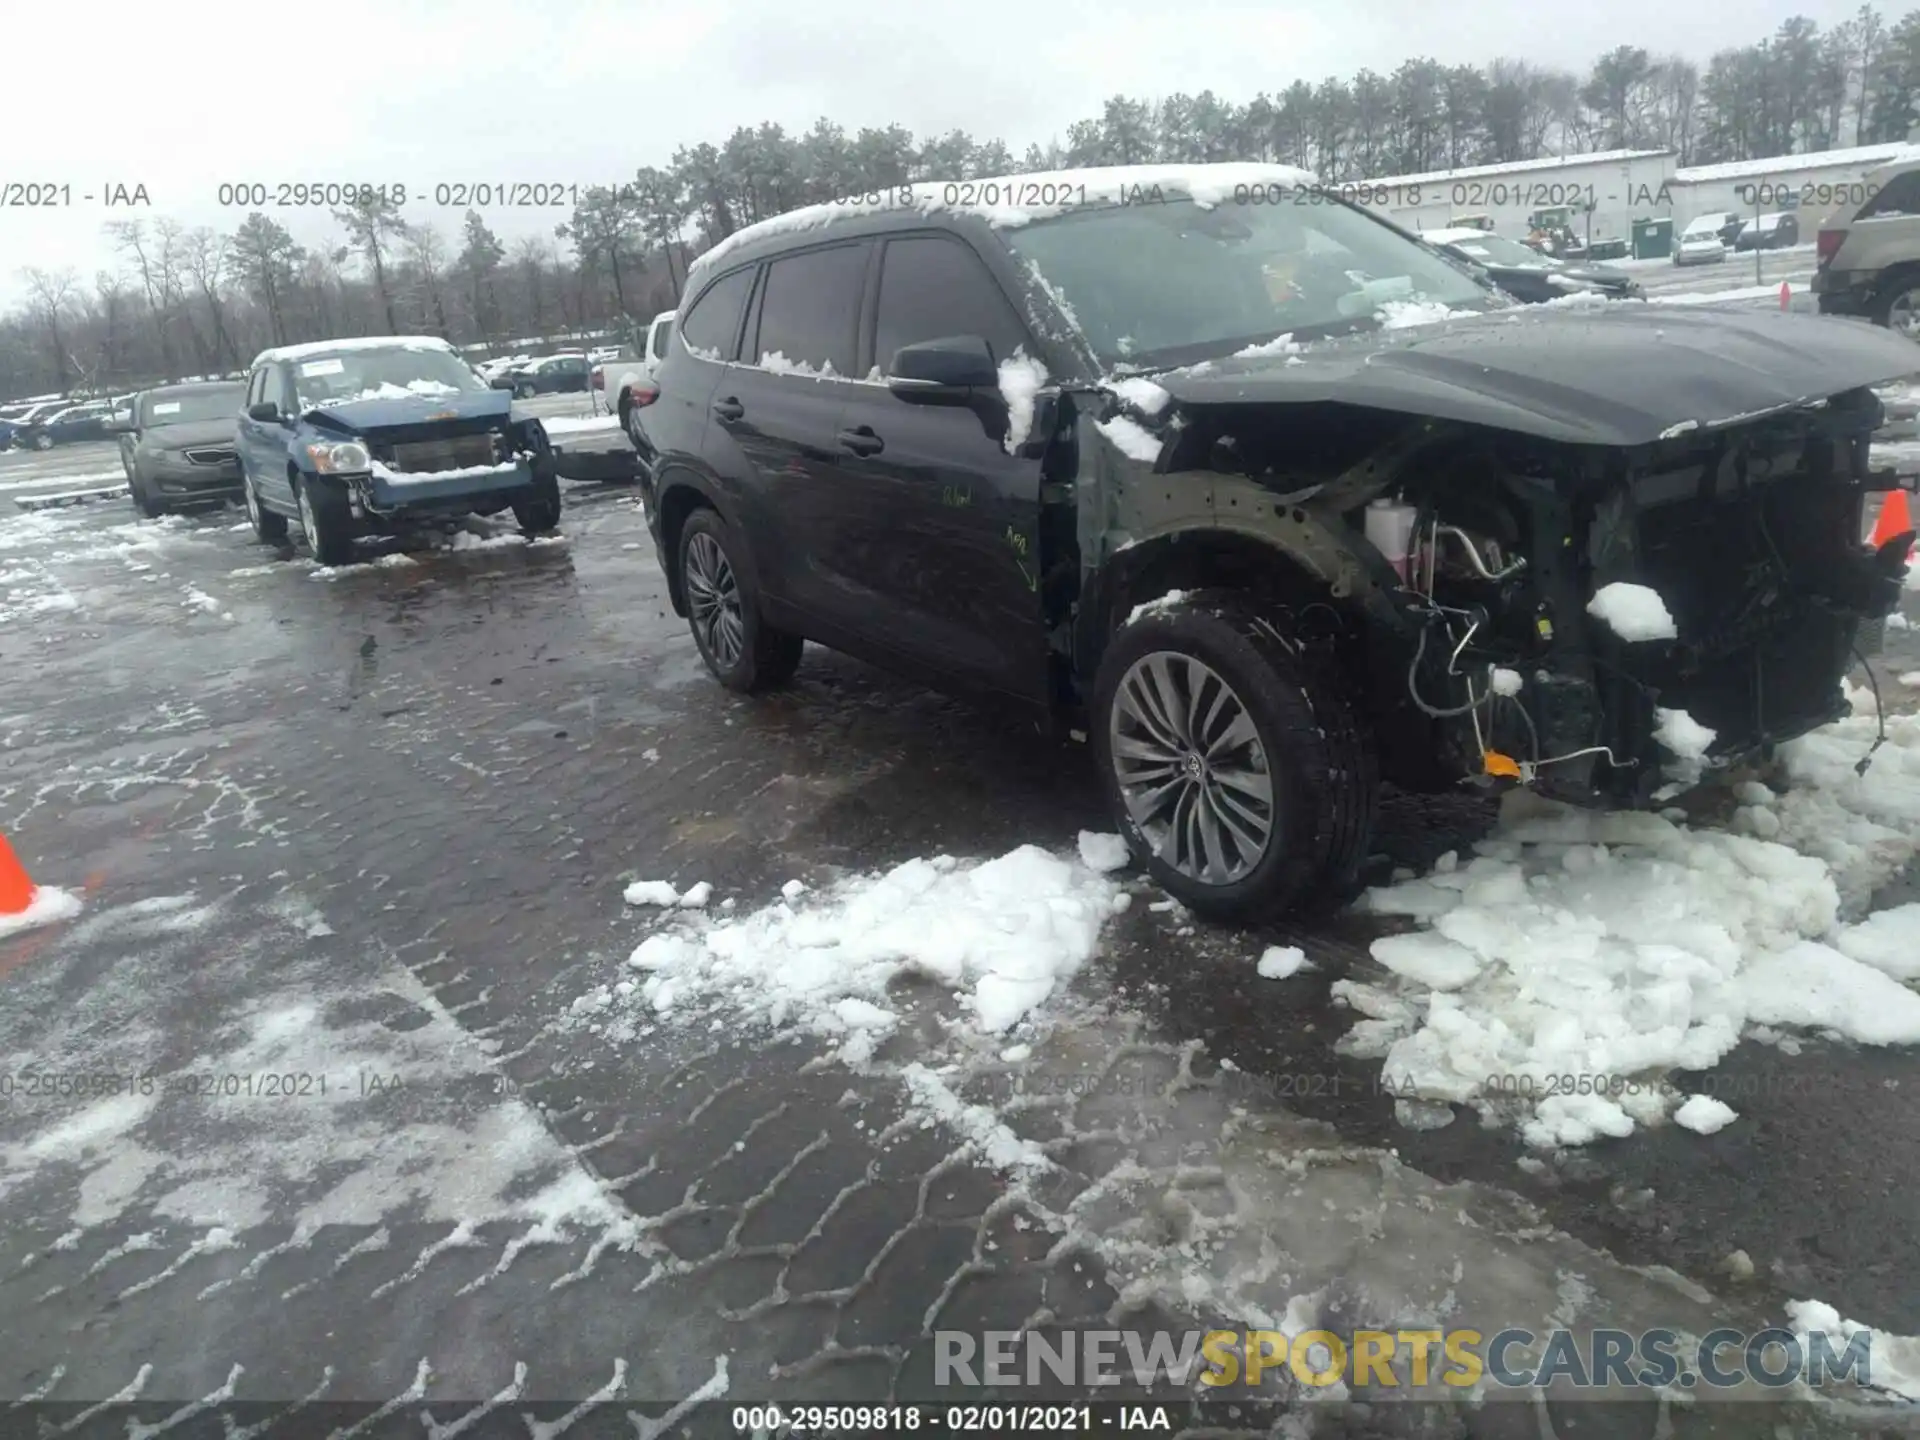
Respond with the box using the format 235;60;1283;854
592;310;675;426
1673;215;1734;266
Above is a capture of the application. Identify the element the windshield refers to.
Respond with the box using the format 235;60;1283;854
290;346;489;409
142;386;244;426
1450;233;1557;269
1682;218;1724;238
1000;191;1494;366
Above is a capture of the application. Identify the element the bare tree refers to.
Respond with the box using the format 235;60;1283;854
21;267;79;392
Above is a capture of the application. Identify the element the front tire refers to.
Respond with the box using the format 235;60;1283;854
678;508;802;692
295;475;355;567
1874;276;1920;339
512;462;563;535
129;465;165;519
1091;591;1377;923
31;432;52;451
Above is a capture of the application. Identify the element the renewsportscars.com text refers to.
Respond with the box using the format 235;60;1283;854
935;1326;1875;1391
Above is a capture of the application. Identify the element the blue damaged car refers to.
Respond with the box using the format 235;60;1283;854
235;335;562;565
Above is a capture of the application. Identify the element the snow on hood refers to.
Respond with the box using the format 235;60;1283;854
689;162;1320;280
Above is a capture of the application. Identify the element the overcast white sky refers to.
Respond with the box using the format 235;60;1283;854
0;0;1872;309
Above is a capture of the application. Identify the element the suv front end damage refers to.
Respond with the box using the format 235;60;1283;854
1076;378;1913;810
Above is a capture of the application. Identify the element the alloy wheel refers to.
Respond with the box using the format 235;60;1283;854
244;476;262;528
684;530;744;669
1891;289;1920;340
1109;651;1275;885
298;484;320;550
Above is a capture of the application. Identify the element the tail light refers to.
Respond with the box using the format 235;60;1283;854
1817;229;1847;268
626;383;660;408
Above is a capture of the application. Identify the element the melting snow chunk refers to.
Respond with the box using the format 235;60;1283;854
622;880;681;907
1106;376;1172;414
1095;415;1163;463
0;885;83;939
1785;1300;1920;1401
1654;708;1716;761
676;881;713;909
781;879;807;899
1233;332;1303;359
1490;667;1524;697
1673;1094;1738;1134
1257;945;1309;979
998;350;1049;456
1834;903;1920;980
1077;831;1131;873
1587;582;1677;641
1126;589;1189;625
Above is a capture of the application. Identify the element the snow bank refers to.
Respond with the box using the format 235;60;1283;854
596;846;1124;1064
1341;729;1920;1148
1588;582;1677;641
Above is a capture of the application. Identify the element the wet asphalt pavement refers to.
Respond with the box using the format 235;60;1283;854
3;368;1920;1439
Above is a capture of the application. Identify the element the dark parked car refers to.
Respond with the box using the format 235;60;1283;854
489;352;590;397
236;336;562;565
1422;226;1643;302
1735;212;1800;251
16;399;116;449
111;382;249;516
640;163;1917;923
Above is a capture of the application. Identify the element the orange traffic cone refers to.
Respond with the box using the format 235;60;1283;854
1872;487;1915;561
0;833;37;916
1779;281;1791;310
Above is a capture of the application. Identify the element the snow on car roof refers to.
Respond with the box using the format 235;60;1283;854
250;335;456;367
689;162;1321;280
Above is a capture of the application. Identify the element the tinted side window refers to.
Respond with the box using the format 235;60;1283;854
1860;171;1920;219
650;319;673;359
679;267;755;360
261;366;289;412
246;369;266;407
752;243;868;376
874;236;1028;373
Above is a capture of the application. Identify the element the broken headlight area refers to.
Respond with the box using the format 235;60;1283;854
1360;403;1902;807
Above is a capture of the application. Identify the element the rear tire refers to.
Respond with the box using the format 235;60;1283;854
243;471;288;543
295;475;355;567
1091;590;1377;923
678;508;803;692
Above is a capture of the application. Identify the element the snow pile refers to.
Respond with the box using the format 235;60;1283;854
1095;415;1164;463
1785;1300;1920;1402
1672;1094;1738;1134
1758;681;1920;904
0;885;84;939
1339;773;1920;1148
998;350;1049;456
598;846;1124;1063
1587;581;1677;641
1834;903;1920;980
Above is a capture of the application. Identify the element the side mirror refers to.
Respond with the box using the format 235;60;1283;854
887;335;998;404
104;416;131;433
247;401;280;423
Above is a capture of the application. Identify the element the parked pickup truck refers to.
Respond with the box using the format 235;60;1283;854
591;310;674;435
235;335;561;565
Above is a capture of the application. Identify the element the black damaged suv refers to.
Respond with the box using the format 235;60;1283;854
639;164;1918;921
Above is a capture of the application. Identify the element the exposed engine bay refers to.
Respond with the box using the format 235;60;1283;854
1095;387;1915;808
1358;398;1911;804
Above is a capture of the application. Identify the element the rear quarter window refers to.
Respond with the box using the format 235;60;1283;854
1858;171;1920;220
678;268;755;361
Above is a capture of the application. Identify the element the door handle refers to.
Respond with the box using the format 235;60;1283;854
711;397;744;421
837;426;884;457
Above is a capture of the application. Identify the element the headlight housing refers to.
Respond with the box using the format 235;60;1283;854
304;440;371;473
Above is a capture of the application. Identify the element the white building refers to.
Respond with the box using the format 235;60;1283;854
1354;149;1676;245
1668;141;1920;230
